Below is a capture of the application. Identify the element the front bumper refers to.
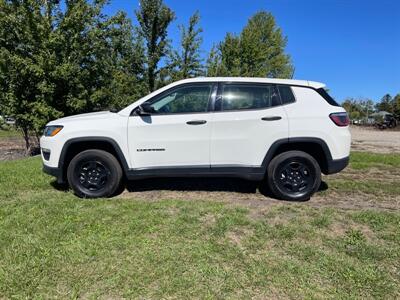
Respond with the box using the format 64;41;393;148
42;164;65;184
326;156;349;174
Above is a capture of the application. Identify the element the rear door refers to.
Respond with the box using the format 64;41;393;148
210;83;289;167
128;83;215;168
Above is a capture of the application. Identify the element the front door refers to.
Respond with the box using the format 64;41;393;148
128;83;215;169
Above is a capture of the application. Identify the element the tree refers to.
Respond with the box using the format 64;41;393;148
169;11;204;80
0;0;61;151
342;98;375;123
216;33;242;76
206;11;293;78
0;0;145;151
205;45;221;76
375;94;393;113
360;99;374;120
392;94;400;120
136;0;175;92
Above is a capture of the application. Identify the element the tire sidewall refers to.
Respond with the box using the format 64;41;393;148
67;150;122;198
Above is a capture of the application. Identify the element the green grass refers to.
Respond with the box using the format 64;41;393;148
350;151;400;169
0;128;20;139
0;156;399;298
327;179;400;196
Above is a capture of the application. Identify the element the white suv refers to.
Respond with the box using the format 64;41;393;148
40;77;351;201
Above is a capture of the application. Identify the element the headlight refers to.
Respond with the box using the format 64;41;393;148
43;125;63;137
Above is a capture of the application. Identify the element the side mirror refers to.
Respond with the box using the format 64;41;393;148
137;102;154;116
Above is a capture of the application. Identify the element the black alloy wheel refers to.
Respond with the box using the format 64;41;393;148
276;160;312;194
76;160;110;192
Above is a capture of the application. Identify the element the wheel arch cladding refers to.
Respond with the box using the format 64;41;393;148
262;138;332;175
59;137;129;182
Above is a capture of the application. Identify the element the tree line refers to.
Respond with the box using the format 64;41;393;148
343;94;400;122
0;0;293;151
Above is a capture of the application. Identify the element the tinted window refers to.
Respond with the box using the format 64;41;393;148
317;88;340;107
220;84;280;111
149;85;212;114
278;85;296;104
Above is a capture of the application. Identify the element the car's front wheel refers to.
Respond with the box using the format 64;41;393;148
67;149;122;198
266;150;321;201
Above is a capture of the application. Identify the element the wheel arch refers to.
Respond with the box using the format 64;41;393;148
262;138;333;175
59;137;129;183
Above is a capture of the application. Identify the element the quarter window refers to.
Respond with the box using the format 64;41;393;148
149;84;212;114
220;84;281;111
277;85;296;104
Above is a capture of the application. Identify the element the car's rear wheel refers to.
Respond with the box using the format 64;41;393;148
67;149;122;198
266;150;321;201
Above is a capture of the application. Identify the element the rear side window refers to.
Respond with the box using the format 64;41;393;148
277;85;296;104
317;88;341;107
219;84;281;111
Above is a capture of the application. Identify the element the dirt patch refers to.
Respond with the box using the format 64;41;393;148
350;126;400;153
0;137;27;161
226;228;253;247
119;171;400;213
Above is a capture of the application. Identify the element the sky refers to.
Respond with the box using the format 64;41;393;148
103;0;400;103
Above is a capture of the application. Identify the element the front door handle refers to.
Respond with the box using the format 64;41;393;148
186;120;207;125
261;116;282;121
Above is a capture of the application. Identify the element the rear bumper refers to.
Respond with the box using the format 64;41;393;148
43;164;65;184
326;156;349;174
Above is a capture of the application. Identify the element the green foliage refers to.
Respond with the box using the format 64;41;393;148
169;11;204;81
0;0;146;150
375;94;393;113
342;98;374;122
206;11;294;78
373;93;400;120
205;45;221;76
136;0;175;92
394;94;400;119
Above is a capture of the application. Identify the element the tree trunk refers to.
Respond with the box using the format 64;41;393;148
148;66;155;92
22;127;31;155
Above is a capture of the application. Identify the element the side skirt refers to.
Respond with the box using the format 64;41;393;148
126;165;265;181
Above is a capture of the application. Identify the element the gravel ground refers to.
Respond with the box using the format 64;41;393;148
350;126;400;153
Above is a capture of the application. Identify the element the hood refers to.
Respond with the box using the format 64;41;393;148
47;111;116;125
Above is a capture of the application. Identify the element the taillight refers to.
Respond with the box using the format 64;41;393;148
329;112;350;127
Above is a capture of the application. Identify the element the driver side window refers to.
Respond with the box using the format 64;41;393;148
149;84;212;114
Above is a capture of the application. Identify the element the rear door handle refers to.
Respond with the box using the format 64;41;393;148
186;120;207;125
261;116;282;121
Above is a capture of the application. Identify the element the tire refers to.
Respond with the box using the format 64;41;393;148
67;149;123;198
266;150;321;201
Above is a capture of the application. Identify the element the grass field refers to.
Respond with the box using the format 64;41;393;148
0;153;399;298
0;128;20;138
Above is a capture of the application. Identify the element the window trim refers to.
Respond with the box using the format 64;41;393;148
132;83;217;116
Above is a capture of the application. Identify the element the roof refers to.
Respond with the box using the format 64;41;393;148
370;111;392;117
174;77;326;89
